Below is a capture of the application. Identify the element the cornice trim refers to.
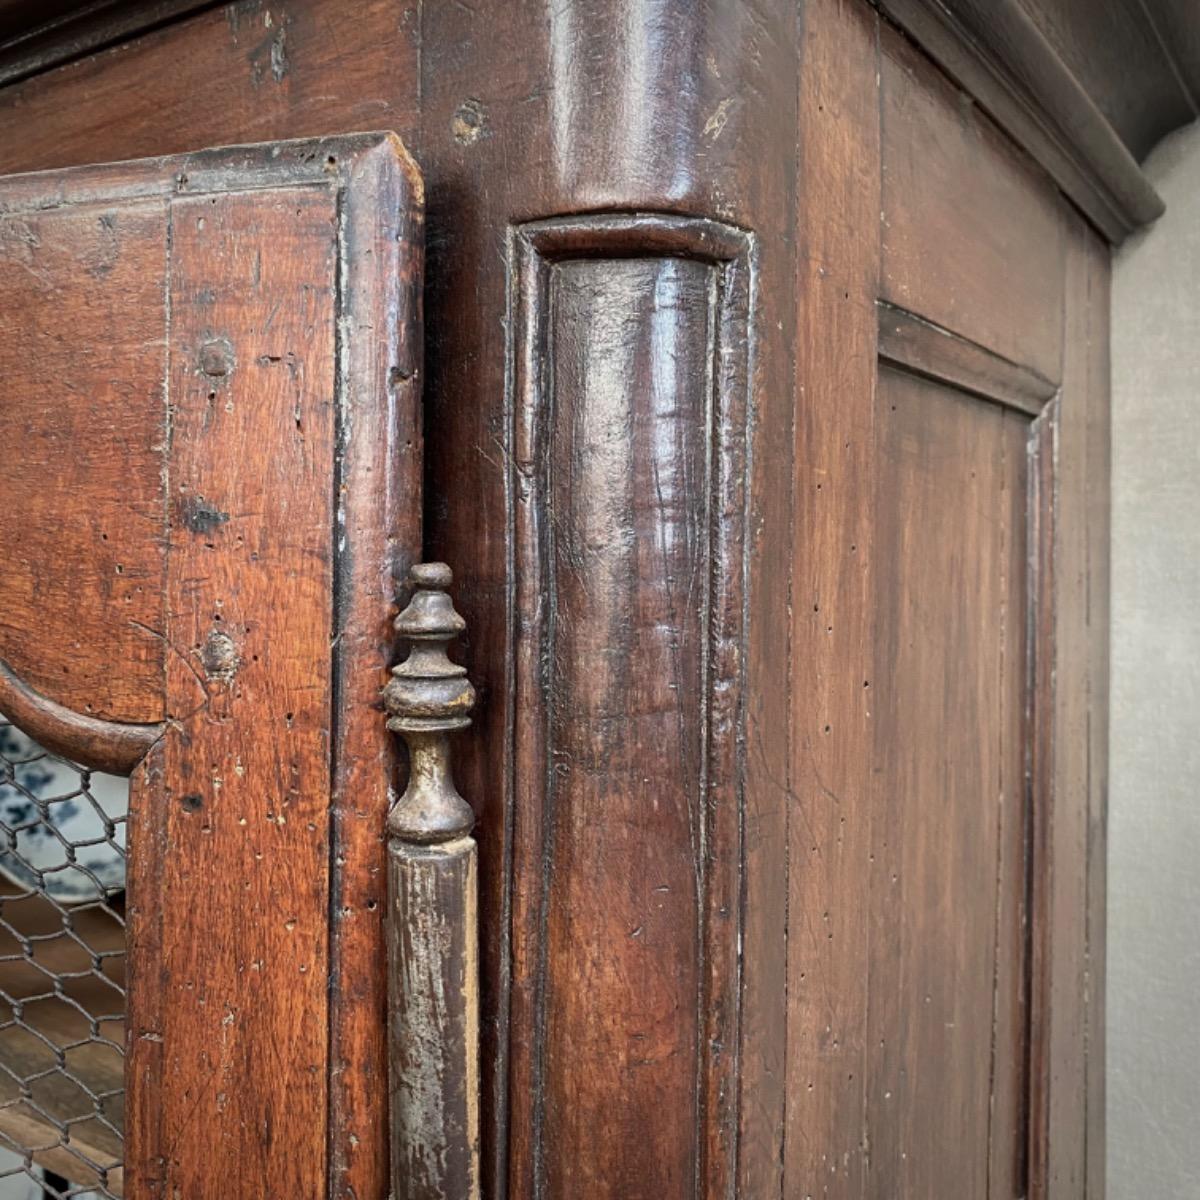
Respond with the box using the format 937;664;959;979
876;0;1166;242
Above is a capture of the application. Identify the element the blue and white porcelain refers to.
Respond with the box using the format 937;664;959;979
0;722;127;903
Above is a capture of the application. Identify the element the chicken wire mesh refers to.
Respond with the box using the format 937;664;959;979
0;717;127;1200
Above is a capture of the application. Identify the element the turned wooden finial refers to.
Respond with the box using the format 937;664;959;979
383;562;476;842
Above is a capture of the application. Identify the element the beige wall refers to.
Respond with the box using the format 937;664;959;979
1110;119;1200;1198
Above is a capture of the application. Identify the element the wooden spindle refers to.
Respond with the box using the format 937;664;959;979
383;563;480;1200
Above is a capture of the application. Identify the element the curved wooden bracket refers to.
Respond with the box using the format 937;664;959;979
0;657;161;775
383;562;480;1200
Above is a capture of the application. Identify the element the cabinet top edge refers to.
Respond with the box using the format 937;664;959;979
0;130;422;215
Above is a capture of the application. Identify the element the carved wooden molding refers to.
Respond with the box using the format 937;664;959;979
876;0;1167;242
506;212;754;1198
0;1;210;88
877;300;1058;416
384;562;480;1200
0;657;161;775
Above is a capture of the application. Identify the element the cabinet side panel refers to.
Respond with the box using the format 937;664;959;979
865;371;1030;1200
879;23;1065;383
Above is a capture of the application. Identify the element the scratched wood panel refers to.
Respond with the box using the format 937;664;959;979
0;133;421;1199
538;256;709;1199
0;200;167;723
125;184;337;1198
502;212;755;1200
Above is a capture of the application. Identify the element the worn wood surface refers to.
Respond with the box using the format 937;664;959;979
0;0;209;89
0;197;167;725
876;0;1166;241
0;660;160;775
388;839;479;1200
877;302;1057;416
790;2;1107;1197
0;1;420;177
867;368;1029;1198
508;216;752;1200
1027;215;1111;1200
325;137;424;1200
4;0;1198;241
0;133;422;1199
787;2;881;1192
0;1;1114;1196
383;563;480;1200
136;179;338;1199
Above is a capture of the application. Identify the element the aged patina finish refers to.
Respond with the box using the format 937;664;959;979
384;563;480;1200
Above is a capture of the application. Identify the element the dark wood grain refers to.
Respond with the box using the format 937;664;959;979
324;136;424;1200
131;180;340;1200
0;132;427;1200
3;0;1198;241
0;659;160;775
0;0;419;177
413;8;799;1198
875;0;1166;241
0;1;1118;1195
0;0;210;89
866;368;1029;1199
508;215;752;1200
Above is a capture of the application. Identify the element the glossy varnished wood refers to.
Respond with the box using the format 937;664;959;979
508;215;752;1200
412;10;799;1198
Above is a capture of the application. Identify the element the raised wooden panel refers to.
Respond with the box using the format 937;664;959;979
866;367;1031;1198
508;214;752;1200
0;199;168;724
880;24;1065;381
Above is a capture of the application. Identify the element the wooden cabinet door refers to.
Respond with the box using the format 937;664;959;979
0;133;423;1199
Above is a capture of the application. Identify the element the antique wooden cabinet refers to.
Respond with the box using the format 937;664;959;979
0;1;1194;1198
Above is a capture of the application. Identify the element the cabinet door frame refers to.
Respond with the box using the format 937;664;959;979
0;132;424;1199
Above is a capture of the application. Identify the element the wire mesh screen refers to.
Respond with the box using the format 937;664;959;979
0;718;127;1200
